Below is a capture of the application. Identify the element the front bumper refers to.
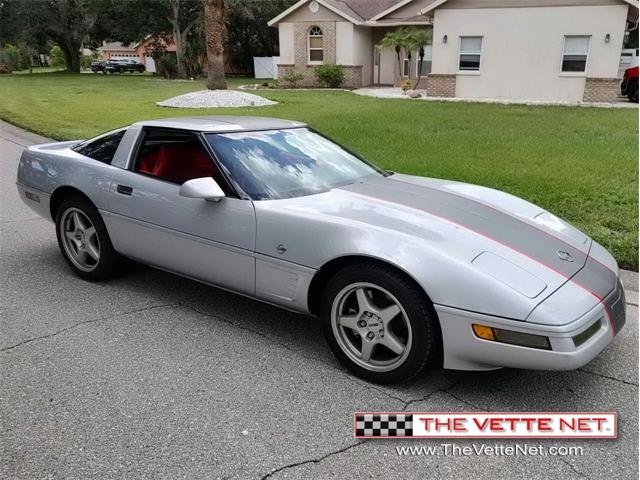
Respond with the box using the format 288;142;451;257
436;280;626;371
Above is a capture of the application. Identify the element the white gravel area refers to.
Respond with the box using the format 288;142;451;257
156;89;277;108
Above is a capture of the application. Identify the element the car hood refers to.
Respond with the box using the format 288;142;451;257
338;172;589;273
254;173;613;321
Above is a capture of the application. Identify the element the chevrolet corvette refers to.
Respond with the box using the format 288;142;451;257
16;116;625;383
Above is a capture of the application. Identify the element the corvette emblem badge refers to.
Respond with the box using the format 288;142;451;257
557;251;575;262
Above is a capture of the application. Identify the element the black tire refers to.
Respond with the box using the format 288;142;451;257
118;67;124;74
55;195;123;281
320;263;440;384
628;80;638;103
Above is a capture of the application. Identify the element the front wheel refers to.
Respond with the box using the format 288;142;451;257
55;196;123;281
321;264;440;384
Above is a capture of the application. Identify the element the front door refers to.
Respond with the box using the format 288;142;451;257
104;127;256;295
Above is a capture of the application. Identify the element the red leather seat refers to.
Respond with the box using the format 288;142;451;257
138;144;218;184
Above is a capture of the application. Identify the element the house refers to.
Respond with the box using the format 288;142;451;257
98;36;176;73
269;0;640;102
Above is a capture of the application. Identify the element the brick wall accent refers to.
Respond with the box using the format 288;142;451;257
277;20;361;89
294;22;336;66
583;77;620;103
340;66;363;88
277;64;362;88
425;74;456;98
276;21;362;89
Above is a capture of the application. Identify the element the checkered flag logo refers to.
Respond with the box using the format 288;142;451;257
355;414;413;437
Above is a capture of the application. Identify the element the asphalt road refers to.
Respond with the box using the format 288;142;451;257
1;120;638;480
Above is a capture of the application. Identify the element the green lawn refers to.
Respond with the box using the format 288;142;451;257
0;72;637;270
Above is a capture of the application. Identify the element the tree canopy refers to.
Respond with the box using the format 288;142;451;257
1;0;294;76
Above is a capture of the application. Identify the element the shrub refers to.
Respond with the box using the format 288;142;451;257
281;67;303;88
0;44;23;71
81;53;98;69
49;45;66;69
314;64;344;88
157;54;177;79
0;63;12;74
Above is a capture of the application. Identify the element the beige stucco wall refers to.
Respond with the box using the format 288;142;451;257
431;4;628;101
278;23;294;64
336;22;354;65
281;3;345;22
354;26;374;86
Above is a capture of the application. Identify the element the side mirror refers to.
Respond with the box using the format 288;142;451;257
179;177;226;202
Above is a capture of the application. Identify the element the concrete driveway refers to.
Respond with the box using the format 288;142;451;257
1;120;637;480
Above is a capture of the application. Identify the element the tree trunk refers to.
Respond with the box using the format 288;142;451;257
59;40;81;73
394;46;402;87
204;0;227;90
169;0;188;79
173;28;187;79
414;51;424;89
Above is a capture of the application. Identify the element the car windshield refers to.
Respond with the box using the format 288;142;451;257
206;128;383;200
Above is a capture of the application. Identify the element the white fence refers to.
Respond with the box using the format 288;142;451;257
253;57;280;79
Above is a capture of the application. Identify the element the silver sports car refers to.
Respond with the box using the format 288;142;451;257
16;116;625;383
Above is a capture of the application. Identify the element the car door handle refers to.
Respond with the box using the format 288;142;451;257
116;184;133;196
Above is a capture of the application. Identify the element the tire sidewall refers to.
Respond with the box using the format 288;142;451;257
629;80;639;103
321;264;439;384
55;196;119;281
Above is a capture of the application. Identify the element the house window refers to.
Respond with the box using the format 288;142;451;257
308;26;323;63
403;58;411;77
459;36;482;71
562;35;590;72
417;45;433;76
418;59;432;76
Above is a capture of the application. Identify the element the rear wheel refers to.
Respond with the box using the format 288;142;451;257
55;196;123;281
628;79;638;103
321;263;439;383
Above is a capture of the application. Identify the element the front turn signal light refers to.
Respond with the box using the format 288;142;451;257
472;324;495;341
472;324;551;350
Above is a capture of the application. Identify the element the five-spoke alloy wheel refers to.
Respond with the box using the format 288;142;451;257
60;208;100;272
332;283;412;372
55;195;123;280
322;263;440;384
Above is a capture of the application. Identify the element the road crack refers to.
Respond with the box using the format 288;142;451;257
577;368;638;387
260;441;366;479
403;381;458;411
1;304;177;352
559;457;591;479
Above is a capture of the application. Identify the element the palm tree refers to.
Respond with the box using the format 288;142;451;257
376;28;410;87
405;28;433;89
203;0;227;90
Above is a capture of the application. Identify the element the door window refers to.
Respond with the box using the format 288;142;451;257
134;128;231;193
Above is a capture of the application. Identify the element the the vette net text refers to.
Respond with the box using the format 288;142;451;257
355;413;616;438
